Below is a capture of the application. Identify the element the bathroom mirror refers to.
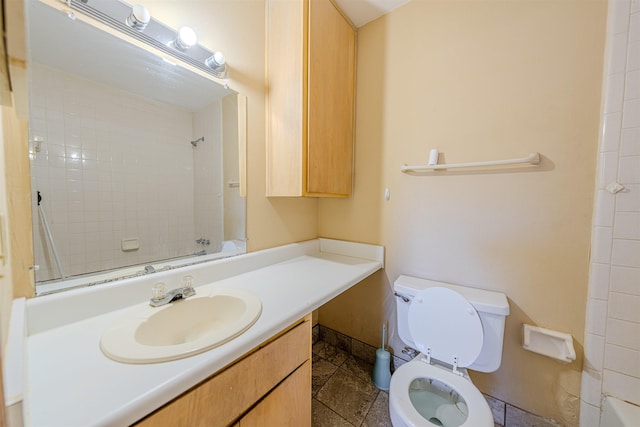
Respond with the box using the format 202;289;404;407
27;0;247;294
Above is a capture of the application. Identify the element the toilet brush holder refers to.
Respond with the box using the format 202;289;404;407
373;347;392;391
373;323;392;391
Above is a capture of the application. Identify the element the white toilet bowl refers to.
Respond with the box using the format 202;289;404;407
389;276;510;427
389;358;493;427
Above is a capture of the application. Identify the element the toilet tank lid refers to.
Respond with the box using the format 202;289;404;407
394;275;510;316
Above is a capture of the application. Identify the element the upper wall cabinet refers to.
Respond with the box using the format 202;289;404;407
266;0;356;197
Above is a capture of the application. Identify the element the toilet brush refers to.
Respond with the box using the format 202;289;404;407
372;323;392;391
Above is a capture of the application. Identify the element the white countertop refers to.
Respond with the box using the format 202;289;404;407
22;239;383;427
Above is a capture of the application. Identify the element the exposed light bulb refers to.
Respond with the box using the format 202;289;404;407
125;5;150;31
205;51;225;69
174;26;197;51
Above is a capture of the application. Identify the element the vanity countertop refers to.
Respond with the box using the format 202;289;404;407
22;239;383;427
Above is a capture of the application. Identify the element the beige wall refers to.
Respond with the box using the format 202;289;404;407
2;102;32;350
0;110;15;350
319;1;606;425
2;105;32;296
2;0;31;354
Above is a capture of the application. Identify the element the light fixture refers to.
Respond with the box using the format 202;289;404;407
173;26;197;51
125;5;150;31
62;1;228;79
205;51;226;73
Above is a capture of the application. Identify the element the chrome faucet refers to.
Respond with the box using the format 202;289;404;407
149;276;195;307
144;265;156;274
149;286;196;307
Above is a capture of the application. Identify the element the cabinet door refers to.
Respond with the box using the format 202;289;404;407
238;361;311;427
266;0;355;198
307;0;356;197
266;0;307;197
135;319;310;427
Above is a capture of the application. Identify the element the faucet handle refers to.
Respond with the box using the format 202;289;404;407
151;283;167;301
181;275;194;290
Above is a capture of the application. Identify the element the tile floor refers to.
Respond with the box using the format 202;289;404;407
311;326;549;427
312;339;392;426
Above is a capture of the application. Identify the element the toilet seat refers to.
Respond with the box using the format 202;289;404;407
389;359;494;427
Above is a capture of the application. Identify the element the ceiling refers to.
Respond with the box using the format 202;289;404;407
334;0;411;28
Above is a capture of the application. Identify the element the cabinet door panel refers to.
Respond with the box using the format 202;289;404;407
135;319;310;427
238;361;311;427
266;0;307;196
307;0;356;196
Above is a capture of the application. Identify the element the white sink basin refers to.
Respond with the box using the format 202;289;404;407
100;288;262;363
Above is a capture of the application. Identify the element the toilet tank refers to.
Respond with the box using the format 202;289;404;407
394;275;510;373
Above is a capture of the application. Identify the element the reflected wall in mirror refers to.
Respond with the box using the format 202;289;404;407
27;0;246;294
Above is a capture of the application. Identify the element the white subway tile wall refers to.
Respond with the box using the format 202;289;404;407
606;318;640;350
593;190;616;227
584;333;606;372
604;344;640;378
603;370;640;405
580;369;603;407
581;0;640;423
620;127;640;155
613;212;640;238
608;293;640;322
29;64;221;281
193;102;224;254
588;262;610;300
591;226;613;264
579;400;601;427
585;298;608;337
610;265;640;295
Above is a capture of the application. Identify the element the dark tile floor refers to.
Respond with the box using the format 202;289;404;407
310;337;505;427
311;327;547;427
312;339;393;427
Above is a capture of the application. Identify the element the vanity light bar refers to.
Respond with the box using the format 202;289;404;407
64;0;228;79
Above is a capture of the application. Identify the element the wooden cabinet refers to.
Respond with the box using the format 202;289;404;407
237;361;311;426
266;0;356;197
135;317;311;427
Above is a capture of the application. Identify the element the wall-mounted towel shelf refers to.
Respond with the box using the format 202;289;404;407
401;152;540;172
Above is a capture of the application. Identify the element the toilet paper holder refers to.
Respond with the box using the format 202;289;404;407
522;324;576;363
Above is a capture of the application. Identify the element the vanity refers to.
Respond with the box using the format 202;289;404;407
8;239;383;426
136;316;311;426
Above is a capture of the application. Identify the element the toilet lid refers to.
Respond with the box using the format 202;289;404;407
408;287;483;368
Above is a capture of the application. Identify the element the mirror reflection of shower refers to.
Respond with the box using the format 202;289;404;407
27;0;246;292
29;79;245;283
195;237;211;255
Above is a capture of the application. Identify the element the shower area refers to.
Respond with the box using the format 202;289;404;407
580;0;640;425
28;63;244;284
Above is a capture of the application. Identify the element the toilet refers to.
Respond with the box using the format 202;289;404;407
389;275;510;427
